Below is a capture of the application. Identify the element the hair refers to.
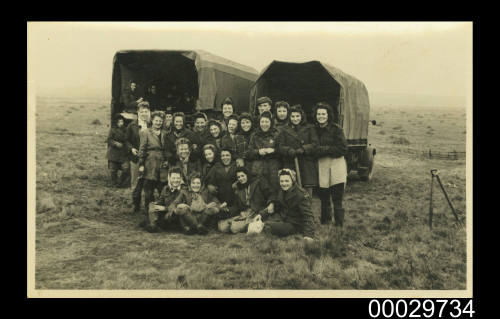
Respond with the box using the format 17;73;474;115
188;171;202;185
138;101;150;110
278;168;297;183
258;111;274;128
168;166;182;177
256;96;272;106
150;111;165;121
175;137;192;150
193;112;208;122
113;114;125;127
235;166;250;177
221;97;234;107
313;102;335;124
173;112;185;120
219;147;233;158
275;101;290;110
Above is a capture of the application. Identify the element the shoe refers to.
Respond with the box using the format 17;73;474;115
145;224;160;233
334;208;345;228
139;220;148;228
196;225;209;235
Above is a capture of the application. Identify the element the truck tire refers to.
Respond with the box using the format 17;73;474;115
358;146;375;182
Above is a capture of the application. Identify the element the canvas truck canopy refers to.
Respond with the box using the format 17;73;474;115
111;50;259;120
249;61;371;144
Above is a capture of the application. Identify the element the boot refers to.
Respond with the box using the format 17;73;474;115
318;188;333;224
334;208;345;228
110;170;119;187
321;205;333;225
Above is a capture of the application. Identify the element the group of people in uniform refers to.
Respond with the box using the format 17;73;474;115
107;89;348;242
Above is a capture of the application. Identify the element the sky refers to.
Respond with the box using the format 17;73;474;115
28;22;472;104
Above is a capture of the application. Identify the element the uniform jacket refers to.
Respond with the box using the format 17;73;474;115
220;133;248;160
314;122;348;159
200;160;217;183
274;184;317;238
277;117;320;187
169;156;202;185
247;127;281;161
205;162;238;206
126;120;150;163
138;128;169;181
106;126;129;163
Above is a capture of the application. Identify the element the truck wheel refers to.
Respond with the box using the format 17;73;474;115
358;147;375;182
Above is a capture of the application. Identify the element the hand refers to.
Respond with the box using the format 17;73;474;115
258;148;267;155
115;142;123;148
220;202;227;208
236;158;244;167
266;148;275;154
295;148;305;155
139;166;144;172
131;148;138;156
137;97;144;103
161;161;169;168
192;144;198;150
267;203;274;214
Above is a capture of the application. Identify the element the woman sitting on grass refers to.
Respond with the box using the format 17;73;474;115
221;114;247;167
167;172;229;235
106;114;130;188
218;167;275;234
263;169;316;242
141;167;186;233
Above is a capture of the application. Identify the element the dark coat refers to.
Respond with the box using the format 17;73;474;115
126;120;150;163
220;133;248;160
203;134;224;153
247;127;281;193
200;160;217;183
169;156;202;185
314;123;348;159
123;89;141;112
138;128;169;181
277;120;320;187
106;126;129;163
274;184;317;238
144;92;162;111
230;177;274;216
205;162;238;206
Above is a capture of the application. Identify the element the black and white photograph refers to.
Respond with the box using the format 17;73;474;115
27;22;472;297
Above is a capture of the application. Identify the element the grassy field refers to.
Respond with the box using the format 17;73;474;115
34;96;467;290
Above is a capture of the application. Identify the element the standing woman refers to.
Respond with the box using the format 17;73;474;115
138;111;169;214
221;114;246;167
238;112;254;171
221;97;235;132
313;102;348;227
247;111;281;195
106;114;130;187
200;144;218;182
273;101;290;131
277;104;319;198
205;120;224;151
165;112;200;162
126;102;151;213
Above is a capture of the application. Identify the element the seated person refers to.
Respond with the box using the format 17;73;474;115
167;172;229;235
218;167;275;234
263;169;317;242
142;167;186;233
